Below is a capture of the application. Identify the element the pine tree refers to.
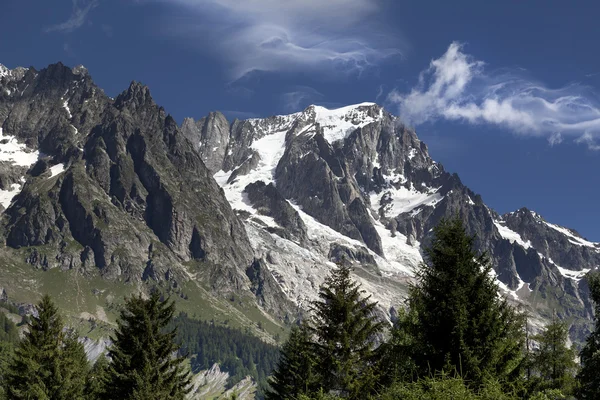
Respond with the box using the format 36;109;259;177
0;341;14;400
529;317;577;395
577;273;600;399
310;264;383;399
86;354;109;400
403;218;526;388
266;323;317;400
4;294;89;400
103;292;192;400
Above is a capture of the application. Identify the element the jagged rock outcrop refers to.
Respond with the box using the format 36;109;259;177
190;102;600;340
0;63;254;297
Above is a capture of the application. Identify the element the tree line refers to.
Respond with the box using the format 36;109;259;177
0;217;599;399
267;218;599;400
0;292;191;399
169;313;280;398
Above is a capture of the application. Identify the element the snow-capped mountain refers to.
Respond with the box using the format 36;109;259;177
0;61;597;342
183;102;599;339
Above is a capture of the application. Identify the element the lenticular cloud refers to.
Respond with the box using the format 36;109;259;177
388;42;600;149
155;0;403;81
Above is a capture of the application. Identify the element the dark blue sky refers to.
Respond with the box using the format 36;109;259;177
2;0;600;240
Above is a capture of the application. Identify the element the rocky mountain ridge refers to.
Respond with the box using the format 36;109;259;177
183;101;599;339
0;62;597;342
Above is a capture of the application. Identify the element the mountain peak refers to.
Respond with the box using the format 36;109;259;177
299;102;385;143
115;81;153;109
72;65;88;76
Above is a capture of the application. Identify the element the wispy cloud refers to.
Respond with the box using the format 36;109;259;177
46;0;99;33
150;0;403;81
281;86;324;112
388;42;600;150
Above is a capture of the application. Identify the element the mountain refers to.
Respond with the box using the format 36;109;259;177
182;102;598;340
0;62;597;344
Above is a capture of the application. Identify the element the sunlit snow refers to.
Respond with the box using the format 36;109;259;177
63;100;72;119
493;220;532;249
543;221;598;248
370;172;442;218
539;253;591;281
0;183;21;209
0;128;40;166
49;163;66;178
313;102;382;143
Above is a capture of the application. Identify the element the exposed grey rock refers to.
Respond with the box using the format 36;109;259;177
244;181;308;244
0;64;256;303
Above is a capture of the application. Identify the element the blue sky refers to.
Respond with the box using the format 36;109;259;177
2;0;600;240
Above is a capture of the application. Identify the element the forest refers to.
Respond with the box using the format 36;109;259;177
0;218;599;399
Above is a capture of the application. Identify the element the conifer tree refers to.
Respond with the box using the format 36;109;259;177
530;318;577;395
103;292;191;400
0;341;14;400
4;294;89;400
86;354;109;400
403;218;526;388
266;323;317;400
310;264;383;399
577;273;600;399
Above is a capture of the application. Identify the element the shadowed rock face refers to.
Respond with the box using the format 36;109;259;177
0;63;254;295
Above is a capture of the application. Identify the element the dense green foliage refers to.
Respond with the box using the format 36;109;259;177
577;273;600;399
104;292;191;400
378;374;518;400
268;264;383;400
0;313;18;344
0;309;19;399
310;264;383;398
4;295;89;399
171;312;280;398
266;323;317;400
401;218;527;389
528;318;578;396
267;217;587;400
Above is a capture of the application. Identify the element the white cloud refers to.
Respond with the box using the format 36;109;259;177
46;0;99;33
388;42;600;150
575;132;600;151
150;0;403;80
548;132;563;146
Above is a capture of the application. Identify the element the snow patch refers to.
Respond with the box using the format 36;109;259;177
371;183;442;218
540;253;591;281
543;221;598;248
0;128;40;166
49;163;66;178
313;103;381;143
213;128;288;228
0;183;22;209
493;220;532;249
63;100;72;119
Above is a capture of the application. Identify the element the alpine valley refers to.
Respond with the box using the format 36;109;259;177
0;62;597;376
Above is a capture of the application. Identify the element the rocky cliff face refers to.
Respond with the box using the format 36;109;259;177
0;63;255;300
184;102;599;339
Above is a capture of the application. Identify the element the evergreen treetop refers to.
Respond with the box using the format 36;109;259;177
4;294;88;400
404;217;526;388
529;317;578;395
105;292;192;400
266;322;317;400
577;273;600;399
310;264;383;399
